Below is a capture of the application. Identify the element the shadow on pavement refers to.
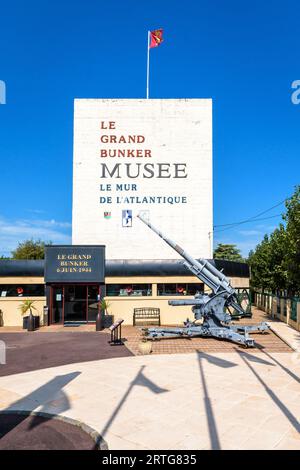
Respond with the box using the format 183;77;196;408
0;371;103;450
196;351;238;450
262;349;300;384
100;365;169;440
237;350;300;435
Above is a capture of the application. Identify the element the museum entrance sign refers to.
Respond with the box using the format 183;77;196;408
44;245;105;283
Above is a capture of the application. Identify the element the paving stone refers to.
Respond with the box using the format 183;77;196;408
242;428;289;450
274;436;300;450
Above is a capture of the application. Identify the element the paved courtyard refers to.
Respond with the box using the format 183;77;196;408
0;331;132;377
0;351;299;450
124;307;291;355
123;325;291;356
0;307;291;379
0;307;299;450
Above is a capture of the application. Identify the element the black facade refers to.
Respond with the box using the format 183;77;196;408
44;245;105;283
0;258;250;278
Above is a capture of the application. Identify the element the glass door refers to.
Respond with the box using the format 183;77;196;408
51;285;63;324
64;285;87;322
50;284;101;324
87;285;100;322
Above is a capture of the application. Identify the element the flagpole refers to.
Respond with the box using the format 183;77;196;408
146;31;150;99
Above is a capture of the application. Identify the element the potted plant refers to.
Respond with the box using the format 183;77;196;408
101;298;114;328
96;299;112;330
19;299;38;331
138;337;152;355
100;298;111;315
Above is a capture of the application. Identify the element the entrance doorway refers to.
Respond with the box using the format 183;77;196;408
50;284;101;324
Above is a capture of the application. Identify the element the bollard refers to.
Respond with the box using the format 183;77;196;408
96;310;102;331
0;340;6;364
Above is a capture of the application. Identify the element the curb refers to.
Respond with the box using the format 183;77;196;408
0;409;108;450
269;324;299;352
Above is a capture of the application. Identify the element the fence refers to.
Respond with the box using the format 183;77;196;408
233;288;252;316
253;291;300;332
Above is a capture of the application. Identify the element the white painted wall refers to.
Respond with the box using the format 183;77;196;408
72;99;213;260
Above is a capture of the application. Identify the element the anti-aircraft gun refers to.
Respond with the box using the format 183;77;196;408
137;214;269;347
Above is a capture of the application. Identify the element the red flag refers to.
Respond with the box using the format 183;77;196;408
149;29;164;48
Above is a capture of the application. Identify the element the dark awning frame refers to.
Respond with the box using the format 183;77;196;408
0;258;249;279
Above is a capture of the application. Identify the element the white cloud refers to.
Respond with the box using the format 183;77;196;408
28;219;72;229
214;221;282;257
0;216;71;256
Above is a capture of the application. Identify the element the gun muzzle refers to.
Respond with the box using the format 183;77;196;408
168;299;205;306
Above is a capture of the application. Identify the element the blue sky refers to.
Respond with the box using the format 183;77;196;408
0;0;299;257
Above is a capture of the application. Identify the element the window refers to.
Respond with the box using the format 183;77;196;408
157;283;204;296
106;284;152;297
0;284;45;297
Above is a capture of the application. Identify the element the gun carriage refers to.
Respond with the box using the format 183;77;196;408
137;214;269;347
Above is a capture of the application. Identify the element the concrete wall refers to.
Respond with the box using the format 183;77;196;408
230;277;249;289
0;275;248;326
287;301;300;332
104;275;249;326
72;99;213;260
0;277;43;284
105;295;195;326
0;293;197;326
0;297;47;327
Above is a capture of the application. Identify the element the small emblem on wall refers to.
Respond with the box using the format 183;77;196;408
104;212;111;219
122;210;132;227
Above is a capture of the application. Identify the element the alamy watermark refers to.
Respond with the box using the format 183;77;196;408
0;340;6;364
291;80;300;105
0;80;6;104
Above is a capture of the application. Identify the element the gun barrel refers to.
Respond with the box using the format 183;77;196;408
137;214;235;296
137;214;188;257
168;299;204;306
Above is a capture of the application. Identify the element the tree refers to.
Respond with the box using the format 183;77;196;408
11;239;51;260
283;185;300;293
248;185;300;294
268;225;288;291
248;235;272;290
213;243;244;262
248;226;288;291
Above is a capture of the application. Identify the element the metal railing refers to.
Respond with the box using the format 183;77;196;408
252;290;300;330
